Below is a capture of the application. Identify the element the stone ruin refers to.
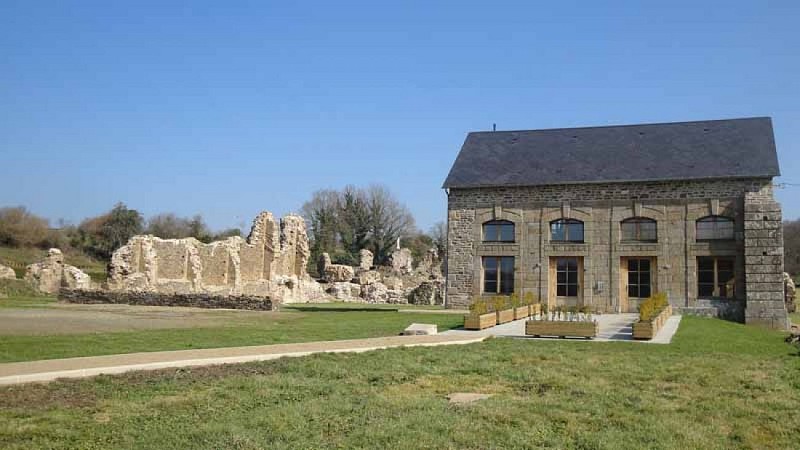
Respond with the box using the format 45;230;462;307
317;245;445;305
12;210;445;309
785;272;796;314
0;263;15;280
24;248;92;294
106;212;326;303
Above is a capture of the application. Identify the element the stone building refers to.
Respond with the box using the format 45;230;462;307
443;117;789;329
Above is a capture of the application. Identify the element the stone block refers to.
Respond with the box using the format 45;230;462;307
401;323;438;336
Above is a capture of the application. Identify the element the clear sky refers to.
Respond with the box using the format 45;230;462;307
1;1;798;232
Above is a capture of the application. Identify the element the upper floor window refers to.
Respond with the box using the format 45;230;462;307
621;217;657;242
482;220;515;242
550;219;584;243
696;216;734;241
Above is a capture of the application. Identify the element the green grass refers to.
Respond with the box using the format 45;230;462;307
282;302;449;312
0;316;798;449
0;308;463;363
0;279;50;302
790;311;799;324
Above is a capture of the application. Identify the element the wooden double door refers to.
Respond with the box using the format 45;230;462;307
619;257;657;313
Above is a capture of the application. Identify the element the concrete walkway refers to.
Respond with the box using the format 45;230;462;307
442;313;682;344
0;334;486;386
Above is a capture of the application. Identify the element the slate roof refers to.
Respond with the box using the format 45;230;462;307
442;117;780;189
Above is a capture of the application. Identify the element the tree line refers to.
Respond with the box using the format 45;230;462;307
0;184;446;271
0;204;241;261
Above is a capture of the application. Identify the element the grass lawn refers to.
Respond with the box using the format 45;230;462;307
1;316;798;449
790;311;799;325
0;296;463;363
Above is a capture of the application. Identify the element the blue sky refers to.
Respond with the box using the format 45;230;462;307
1;1;798;232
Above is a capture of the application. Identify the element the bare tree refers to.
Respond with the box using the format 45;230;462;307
0;206;50;248
365;184;415;264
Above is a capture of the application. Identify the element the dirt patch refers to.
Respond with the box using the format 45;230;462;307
0;303;289;336
0;381;98;410
446;392;493;405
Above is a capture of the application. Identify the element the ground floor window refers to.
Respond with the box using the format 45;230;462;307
556;257;580;297
627;258;652;298
697;256;735;298
483;256;514;294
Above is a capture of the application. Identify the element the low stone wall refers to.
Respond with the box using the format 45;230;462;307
676;299;745;323
59;288;273;311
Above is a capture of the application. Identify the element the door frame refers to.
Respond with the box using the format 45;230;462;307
548;256;584;308
619;256;657;313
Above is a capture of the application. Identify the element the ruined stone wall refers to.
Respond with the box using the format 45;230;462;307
743;192;789;329
107;212;325;303
446;177;787;329
59;288;273;310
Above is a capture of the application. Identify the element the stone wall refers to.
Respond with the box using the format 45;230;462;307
107;212;326;304
743;192;790;328
446;177;787;329
59;288;273;310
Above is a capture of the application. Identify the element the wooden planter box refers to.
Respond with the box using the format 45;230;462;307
463;312;496;330
514;306;530;320
496;308;514;324
632;305;673;340
529;303;542;316
525;320;598;339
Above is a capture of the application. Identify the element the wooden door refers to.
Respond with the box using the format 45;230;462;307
620;257;656;313
548;256;583;308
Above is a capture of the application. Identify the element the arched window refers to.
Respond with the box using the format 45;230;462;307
550;219;584;243
482;220;515;242
621;217;657;242
696;216;734;241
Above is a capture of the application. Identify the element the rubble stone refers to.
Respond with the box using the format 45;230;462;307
389;248;414;275
408;280;444;305
359;249;373;271
324;264;355;283
356;270;381;286
24;249;69;294
0;264;16;280
327;282;362;300
784;272;796;313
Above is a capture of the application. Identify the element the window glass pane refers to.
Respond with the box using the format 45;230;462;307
639;259;650;271
640;285;651;298
697;270;714;283
500;257;514;294
639;272;650;286
557;285;566;296
628;259;639;271
566;258;577;270
483;224;496;241
557;271;566;283
621;222;636;241
557;258;568;271
698;284;714;296
483;257;497;293
716;221;734;239
567;285;578;297
551;222;565;241
698;257;714;271
567;271;577;284
499;224;514;242
628;285;638;298
696;221;714;240
568;223;584;242
639;222;657;241
628;271;637;285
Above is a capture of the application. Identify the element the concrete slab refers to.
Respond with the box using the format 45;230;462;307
401;323;438;335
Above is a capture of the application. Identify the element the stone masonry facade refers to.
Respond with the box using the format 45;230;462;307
445;177;789;329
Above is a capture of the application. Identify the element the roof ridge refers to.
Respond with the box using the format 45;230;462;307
467;116;771;135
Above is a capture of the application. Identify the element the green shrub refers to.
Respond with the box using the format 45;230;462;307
509;293;521;308
524;292;537;305
638;292;669;322
469;297;488;315
492;295;510;312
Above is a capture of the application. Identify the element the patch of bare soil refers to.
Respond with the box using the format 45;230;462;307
0;303;287;336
